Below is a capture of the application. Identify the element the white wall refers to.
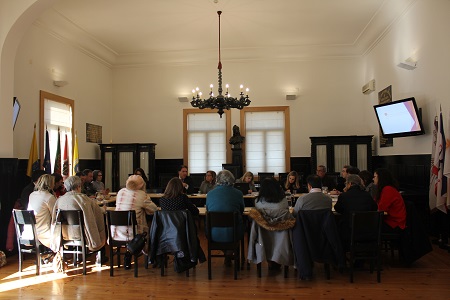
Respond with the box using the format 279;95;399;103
9;0;450;162
363;0;450;156
13;24;113;159
112;57;366;158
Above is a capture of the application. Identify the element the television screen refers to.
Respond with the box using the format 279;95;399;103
13;97;21;130
373;97;424;138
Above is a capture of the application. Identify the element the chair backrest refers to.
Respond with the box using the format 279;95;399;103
278;172;288;184
350;211;383;243
258;172;275;183
13;209;39;245
190;173;206;189
206;211;239;243
56;209;86;242
149;209;199;259
106;210;138;241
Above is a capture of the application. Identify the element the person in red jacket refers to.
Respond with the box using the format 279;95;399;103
373;168;406;233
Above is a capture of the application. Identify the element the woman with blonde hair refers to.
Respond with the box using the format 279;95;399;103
26;174;57;248
283;171;301;194
237;171;257;193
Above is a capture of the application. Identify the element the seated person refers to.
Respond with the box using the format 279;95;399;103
52;173;66;198
91;170;110;195
206;170;245;266
199;170;216;194
334;174;378;248
134;167;150;190
316;165;336;191
159;178;199;217
26;174;57;249
251;177;295;269
20;169;46;209
80;169;96;197
114;175;158;241
178;165;195;194
293;175;332;215
359;170;377;198
283;170;302;194
52;176;106;253
236;171;257;194
374;168;406;234
334;165;360;193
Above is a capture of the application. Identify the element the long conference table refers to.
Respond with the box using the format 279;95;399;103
99;192;339;210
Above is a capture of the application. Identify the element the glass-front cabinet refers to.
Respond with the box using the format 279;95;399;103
310;136;373;174
99;143;156;192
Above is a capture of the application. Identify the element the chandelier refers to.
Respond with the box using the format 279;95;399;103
191;11;251;118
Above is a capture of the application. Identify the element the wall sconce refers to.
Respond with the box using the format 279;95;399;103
53;80;68;87
397;57;417;70
178;96;189;102
285;94;297;100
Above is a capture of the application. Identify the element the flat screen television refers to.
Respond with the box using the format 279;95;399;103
373;97;424;138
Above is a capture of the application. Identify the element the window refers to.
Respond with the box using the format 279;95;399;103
240;107;290;174
39;91;74;175
183;110;231;173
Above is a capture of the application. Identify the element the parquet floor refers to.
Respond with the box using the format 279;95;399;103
1;232;449;299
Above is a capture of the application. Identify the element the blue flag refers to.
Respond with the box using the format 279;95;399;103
43;129;52;174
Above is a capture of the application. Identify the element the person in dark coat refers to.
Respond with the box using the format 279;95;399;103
334;174;378;249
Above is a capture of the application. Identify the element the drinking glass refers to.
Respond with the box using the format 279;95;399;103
322;186;328;194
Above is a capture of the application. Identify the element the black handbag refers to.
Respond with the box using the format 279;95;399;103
127;231;147;255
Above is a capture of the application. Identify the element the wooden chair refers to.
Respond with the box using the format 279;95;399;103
106;210;144;277
293;209;345;280
55;209;90;275
205;211;241;280
349;211;383;283
247;221;292;278
149;210;202;277
12;209;47;275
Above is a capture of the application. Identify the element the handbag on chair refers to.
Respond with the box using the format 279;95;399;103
126;231;147;255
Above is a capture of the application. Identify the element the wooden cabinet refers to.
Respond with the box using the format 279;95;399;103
99;143;156;192
310;136;373;173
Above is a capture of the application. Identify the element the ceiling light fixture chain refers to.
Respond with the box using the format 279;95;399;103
191;11;251;118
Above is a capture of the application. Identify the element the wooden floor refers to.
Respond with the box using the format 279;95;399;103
1;232;449;299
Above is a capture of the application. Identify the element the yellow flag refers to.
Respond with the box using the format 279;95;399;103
26;124;39;177
73;132;79;175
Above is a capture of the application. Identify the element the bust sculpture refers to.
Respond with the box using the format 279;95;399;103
229;125;245;149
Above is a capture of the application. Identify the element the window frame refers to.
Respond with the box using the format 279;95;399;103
183;109;231;170
39;90;75;173
240;106;291;174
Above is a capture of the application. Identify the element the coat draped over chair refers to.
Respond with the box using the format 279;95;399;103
149;210;205;269
292;209;345;278
51;191;106;252
247;208;295;266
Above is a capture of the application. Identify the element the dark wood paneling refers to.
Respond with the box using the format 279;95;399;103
372;154;430;191
0;158;18;251
155;159;183;188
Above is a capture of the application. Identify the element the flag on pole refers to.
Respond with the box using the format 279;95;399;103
43;128;52;174
63;133;69;177
53;127;61;174
443;109;450;210
429;115;438;211
73;131;79;175
430;107;447;213
26;124;39;177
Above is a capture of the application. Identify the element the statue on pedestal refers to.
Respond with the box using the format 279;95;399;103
229;125;245;149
